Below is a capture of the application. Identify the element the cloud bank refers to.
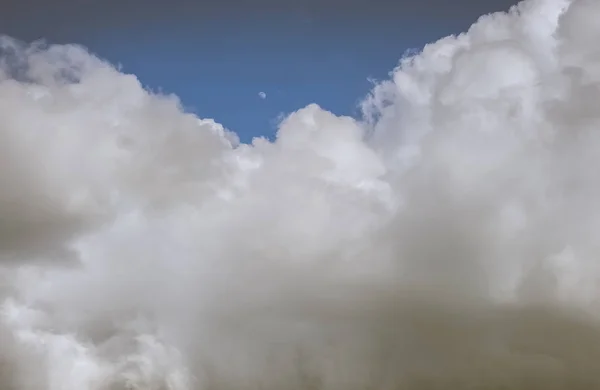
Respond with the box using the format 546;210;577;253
2;0;600;388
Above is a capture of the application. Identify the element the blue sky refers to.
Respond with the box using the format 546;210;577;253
2;0;518;142
92;16;428;142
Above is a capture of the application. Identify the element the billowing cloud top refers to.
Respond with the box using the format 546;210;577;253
2;1;600;389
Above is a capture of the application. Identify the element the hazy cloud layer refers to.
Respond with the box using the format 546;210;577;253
0;0;519;42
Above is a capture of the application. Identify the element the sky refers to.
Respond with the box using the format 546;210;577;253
1;0;519;142
10;0;600;389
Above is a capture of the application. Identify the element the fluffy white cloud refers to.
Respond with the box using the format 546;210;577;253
2;1;600;389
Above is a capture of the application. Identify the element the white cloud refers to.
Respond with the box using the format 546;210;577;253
3;0;600;388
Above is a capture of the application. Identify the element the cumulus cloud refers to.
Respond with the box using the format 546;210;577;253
2;0;600;388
